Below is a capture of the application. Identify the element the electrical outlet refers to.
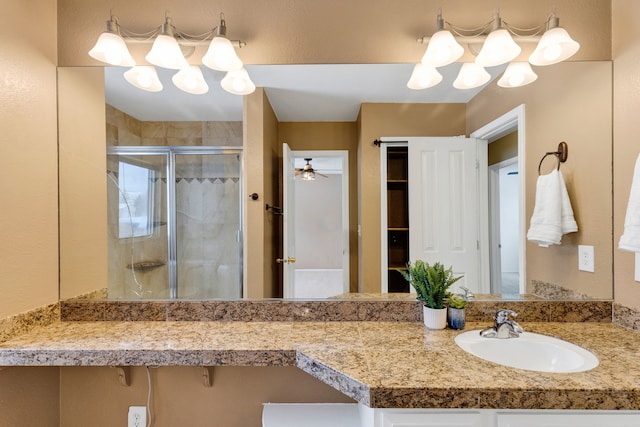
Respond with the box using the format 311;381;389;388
578;245;595;272
128;406;146;427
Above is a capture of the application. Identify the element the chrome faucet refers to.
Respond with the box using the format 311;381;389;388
479;309;524;339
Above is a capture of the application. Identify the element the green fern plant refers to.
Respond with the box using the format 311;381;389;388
399;261;463;309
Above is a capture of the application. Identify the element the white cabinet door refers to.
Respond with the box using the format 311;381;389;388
381;411;485;427
407;137;485;294
496;411;640;427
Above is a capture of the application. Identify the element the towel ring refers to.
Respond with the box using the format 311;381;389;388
538;141;568;175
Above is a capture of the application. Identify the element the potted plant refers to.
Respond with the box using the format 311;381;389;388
399;260;463;329
447;294;468;330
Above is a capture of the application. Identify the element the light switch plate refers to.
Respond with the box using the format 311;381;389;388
578;245;595;272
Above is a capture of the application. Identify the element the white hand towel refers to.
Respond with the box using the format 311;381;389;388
559;170;578;234
619;153;640;252
527;169;578;247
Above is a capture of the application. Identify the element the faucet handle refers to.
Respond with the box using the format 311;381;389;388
495;309;517;324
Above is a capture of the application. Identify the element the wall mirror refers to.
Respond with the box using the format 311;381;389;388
58;59;613;303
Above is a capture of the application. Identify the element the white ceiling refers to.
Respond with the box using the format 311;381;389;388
105;63;507;122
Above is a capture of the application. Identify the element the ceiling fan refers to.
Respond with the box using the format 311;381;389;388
294;158;328;181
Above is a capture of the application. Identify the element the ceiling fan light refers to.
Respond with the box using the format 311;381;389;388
475;28;521;67
301;170;316;181
498;62;538;88
88;19;135;66
407;63;443;90
172;66;209;94
529;26;580;66
221;68;256;95
453;63;491;89
421;30;464;68
124;66;163;92
145;34;189;70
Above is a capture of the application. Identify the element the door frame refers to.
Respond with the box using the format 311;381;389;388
470;104;526;294
282;149;350;298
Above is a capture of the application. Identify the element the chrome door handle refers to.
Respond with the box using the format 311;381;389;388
276;257;296;264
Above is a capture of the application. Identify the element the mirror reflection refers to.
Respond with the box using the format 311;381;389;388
58;60;614;302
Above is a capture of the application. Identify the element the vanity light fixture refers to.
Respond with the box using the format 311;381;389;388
88;13;254;96
145;17;189;70
221;67;256;95
172;66;209;95
420;12;464;67
453;63;491;89
88;16;136;67
529;14;580;66
201;16;244;72
410;10;579;90
407;63;443;89
497;61;538;88
124;66;163;92
475;14;521;67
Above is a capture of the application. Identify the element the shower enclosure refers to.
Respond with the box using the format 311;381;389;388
106;146;243;299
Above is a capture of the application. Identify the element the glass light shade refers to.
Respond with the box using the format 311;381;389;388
421;30;464;67
124;66;163;92
529;27;580;66
498;62;538;88
301;170;316;181
88;32;135;66
172;66;209;94
202;37;243;71
145;34;188;69
221;68;256;95
475;29;522;67
453;63;491;89
407;63;443;90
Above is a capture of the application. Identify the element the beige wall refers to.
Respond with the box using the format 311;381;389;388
0;0;59;318
612;0;640;309
467;62;613;299
488;132;518;166
244;88;280;298
0;367;60;426
358;103;467;292
279;122;359;292
60;366;353;427
58;67;108;300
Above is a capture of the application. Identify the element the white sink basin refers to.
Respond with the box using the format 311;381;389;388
454;330;599;373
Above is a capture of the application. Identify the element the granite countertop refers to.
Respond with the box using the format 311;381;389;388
1;320;639;409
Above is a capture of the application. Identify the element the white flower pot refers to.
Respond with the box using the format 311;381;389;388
422;306;447;329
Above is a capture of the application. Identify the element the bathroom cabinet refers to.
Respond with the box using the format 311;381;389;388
368;408;640;427
264;405;640;427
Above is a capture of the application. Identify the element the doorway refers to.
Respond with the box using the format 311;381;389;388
471;105;526;295
489;158;520;294
282;146;349;298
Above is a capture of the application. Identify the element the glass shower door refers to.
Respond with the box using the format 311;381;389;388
174;151;242;299
107;147;243;300
107;152;169;299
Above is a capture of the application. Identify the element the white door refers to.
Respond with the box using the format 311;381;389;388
408;137;485;294
282;143;297;298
